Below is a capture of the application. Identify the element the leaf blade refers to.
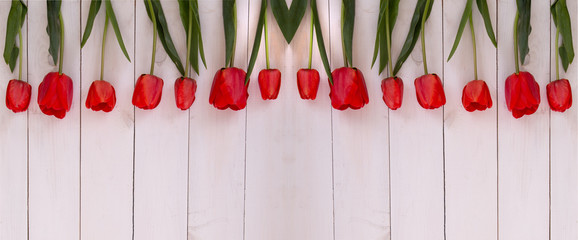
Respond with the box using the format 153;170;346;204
245;0;267;83
341;0;355;66
270;0;308;44
46;0;62;66
311;0;332;83
146;0;185;76
3;0;26;72
447;0;472;62
552;0;574;71
392;0;433;75
475;0;497;47
516;0;531;65
81;0;102;48
105;0;130;62
223;0;237;67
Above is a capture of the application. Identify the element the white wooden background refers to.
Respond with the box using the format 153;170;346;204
0;0;576;240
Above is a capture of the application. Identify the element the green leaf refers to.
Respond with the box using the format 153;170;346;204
47;0;62;66
81;0;102;48
105;0;130;62
341;0;355;67
372;0;400;75
516;0;531;65
311;0;332;84
246;0;267;84
223;0;237;67
270;0;307;44
371;0;386;69
475;0;496;47
551;0;574;72
190;0;207;69
392;0;433;75
3;0;27;72
145;0;185;76
447;0;472;61
178;0;205;75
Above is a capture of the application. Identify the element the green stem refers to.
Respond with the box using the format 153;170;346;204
420;0;430;75
264;9;270;69
230;2;237;68
469;14;478;80
58;12;64;75
308;11;313;69
18;22;22;80
555;27;560;80
185;6;193;78
513;11;519;74
100;15;109;81
146;0;157;75
385;1;392;77
341;2;348;67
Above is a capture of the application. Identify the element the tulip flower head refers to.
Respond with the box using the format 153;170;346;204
6;79;31;113
505;71;540;118
329;67;369;110
132;74;164;110
174;77;197;110
462;80;492;112
86;80;116;112
38;72;74;119
414;74;446;109
297;69;320;100
546;79;572;112
258;69;281;100
381;77;403;110
209;67;249;110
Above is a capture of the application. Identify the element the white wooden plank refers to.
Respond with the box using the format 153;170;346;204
187;0;248;239
497;0;550;239
388;0;445;239
244;0;333;239
550;0;578;239
443;0;498;239
80;0;134;240
0;1;28;240
27;1;81;240
328;0;391;239
133;1;188;240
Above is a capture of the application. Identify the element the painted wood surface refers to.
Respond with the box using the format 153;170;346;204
0;1;576;240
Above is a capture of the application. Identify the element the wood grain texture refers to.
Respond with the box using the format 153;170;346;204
328;0;391;239
245;0;333;239
388;0;445;239
133;1;188;240
497;0;551;239
550;1;578;240
443;0;498;239
0;1;28;240
80;0;134;240
187;1;248;240
27;1;81;240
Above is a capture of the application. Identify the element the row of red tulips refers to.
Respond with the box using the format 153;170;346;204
5;66;572;119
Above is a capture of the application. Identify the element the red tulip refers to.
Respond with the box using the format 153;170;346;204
85;80;116;112
258;69;281;100
414;74;446;109
6;79;31;113
462;80;493;112
546;78;572;112
329;67;369;110
296;68;320;100
381;77;403;110
38;72;73;119
505;71;540;118
132;74;163;110
209;67;249;110
174;77;197;110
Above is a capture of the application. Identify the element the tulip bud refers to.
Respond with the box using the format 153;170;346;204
381;77;404;110
132;74;164;110
329;67;369;110
6;79;31;113
546;79;572;112
258;69;281;100
414;74;446;109
174;77;197;110
462;80;492;112
86;80;116;112
505;71;540;118
38;72;73;119
209;67;249;110
296;69;320;100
